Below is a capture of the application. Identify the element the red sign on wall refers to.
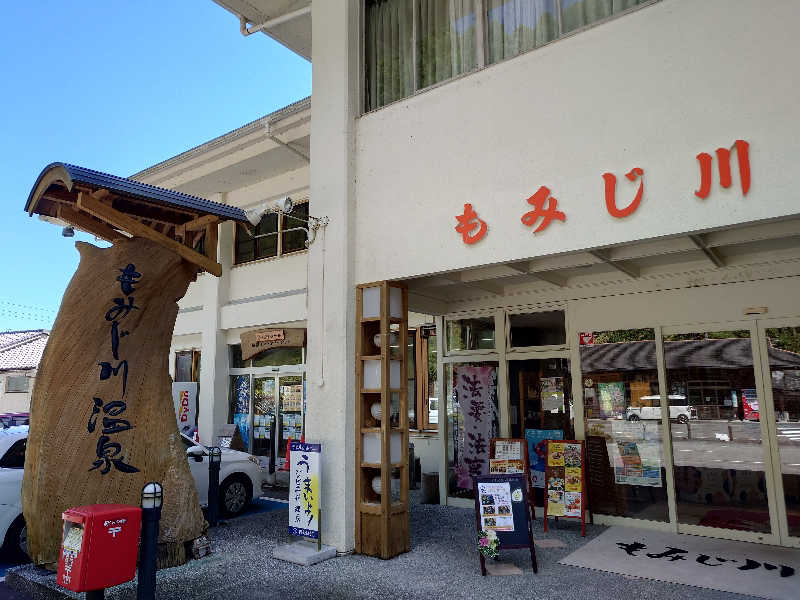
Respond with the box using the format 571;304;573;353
579;332;594;345
453;138;752;245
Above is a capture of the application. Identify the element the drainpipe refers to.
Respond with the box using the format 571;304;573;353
239;6;311;37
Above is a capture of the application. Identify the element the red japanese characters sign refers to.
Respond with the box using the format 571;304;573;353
579;332;594;346
453;138;752;245
455;203;487;245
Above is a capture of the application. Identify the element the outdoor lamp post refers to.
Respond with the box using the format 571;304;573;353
137;482;163;600
207;447;222;527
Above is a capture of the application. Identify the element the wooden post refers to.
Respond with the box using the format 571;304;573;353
354;282;409;558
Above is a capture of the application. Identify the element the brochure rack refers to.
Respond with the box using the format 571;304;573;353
354;282;410;558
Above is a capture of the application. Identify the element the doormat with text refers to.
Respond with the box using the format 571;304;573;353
559;526;799;600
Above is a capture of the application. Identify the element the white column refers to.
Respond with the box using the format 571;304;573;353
306;0;360;552
197;216;234;446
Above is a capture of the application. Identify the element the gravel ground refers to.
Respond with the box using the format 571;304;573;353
9;492;757;600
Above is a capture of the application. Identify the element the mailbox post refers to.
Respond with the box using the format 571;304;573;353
137;482;163;600
57;504;142;597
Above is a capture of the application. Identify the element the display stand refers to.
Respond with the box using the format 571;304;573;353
354;282;410;559
543;439;587;536
489;438;535;520
473;474;537;576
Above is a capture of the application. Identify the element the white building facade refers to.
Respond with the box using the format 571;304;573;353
151;0;800;553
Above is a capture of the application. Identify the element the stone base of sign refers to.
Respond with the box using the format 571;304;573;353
272;540;336;566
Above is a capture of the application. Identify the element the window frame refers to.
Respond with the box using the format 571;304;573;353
362;0;661;114
417;325;439;431
505;305;569;354
4;375;29;393
174;350;200;383
233;199;310;266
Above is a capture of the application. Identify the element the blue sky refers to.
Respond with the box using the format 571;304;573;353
0;1;311;332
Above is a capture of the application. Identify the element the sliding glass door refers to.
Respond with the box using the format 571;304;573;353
758;321;800;548
662;324;777;543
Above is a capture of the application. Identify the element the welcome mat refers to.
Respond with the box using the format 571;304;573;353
559;526;800;600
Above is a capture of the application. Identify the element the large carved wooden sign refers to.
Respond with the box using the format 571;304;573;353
22;238;205;565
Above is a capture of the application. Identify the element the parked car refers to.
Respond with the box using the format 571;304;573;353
0;413;29;428
0;427;268;561
181;434;268;517
625;395;696;424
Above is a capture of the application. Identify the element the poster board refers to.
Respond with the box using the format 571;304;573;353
489;438;533;519
289;441;321;540
472;474;537;577
543;439;587;536
524;429;564;488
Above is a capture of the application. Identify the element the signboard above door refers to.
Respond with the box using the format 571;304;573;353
240;327;306;361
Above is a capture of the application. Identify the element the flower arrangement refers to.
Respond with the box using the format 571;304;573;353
477;529;500;559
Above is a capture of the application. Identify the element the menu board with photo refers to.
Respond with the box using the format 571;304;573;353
544;439;586;536
477;481;515;532
489;438;533;516
472;474;538;577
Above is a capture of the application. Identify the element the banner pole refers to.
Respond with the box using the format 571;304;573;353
317;508;322;551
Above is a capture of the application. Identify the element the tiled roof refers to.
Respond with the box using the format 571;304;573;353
26;163;248;223
0;330;49;371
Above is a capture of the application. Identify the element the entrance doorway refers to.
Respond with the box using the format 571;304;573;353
230;370;305;489
582;322;800;547
509;358;573;439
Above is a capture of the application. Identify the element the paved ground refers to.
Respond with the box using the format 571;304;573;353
8;491;761;600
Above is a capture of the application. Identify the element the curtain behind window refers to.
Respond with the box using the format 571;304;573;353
486;0;558;64
366;0;414;111
418;0;477;90
561;0;647;33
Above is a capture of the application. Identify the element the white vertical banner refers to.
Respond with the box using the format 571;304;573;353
171;382;197;435
289;441;321;539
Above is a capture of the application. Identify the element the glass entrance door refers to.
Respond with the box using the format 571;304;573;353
662;325;778;543
252;376;277;462
229;371;305;488
758;323;800;547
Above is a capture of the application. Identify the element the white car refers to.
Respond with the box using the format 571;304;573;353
181;434;268;517
625;395;696;424
0;426;268;560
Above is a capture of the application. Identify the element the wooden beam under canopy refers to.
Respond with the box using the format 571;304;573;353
77;191;223;276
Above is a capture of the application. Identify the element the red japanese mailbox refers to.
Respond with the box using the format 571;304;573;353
57;504;142;593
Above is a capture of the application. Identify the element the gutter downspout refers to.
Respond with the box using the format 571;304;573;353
239;5;311;37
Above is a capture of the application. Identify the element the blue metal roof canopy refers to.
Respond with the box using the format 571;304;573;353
25;163;249;276
26;163;247;222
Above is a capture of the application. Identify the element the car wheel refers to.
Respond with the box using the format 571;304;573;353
627;414;640;422
220;475;252;517
677;414;689;424
3;515;29;563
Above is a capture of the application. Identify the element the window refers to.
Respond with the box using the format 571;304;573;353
365;0;654;111
408;329;418;429
5;376;29;393
234;201;309;264
0;439;26;469
580;328;669;522
508;310;566;348
446;316;495;351
174;350;199;382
